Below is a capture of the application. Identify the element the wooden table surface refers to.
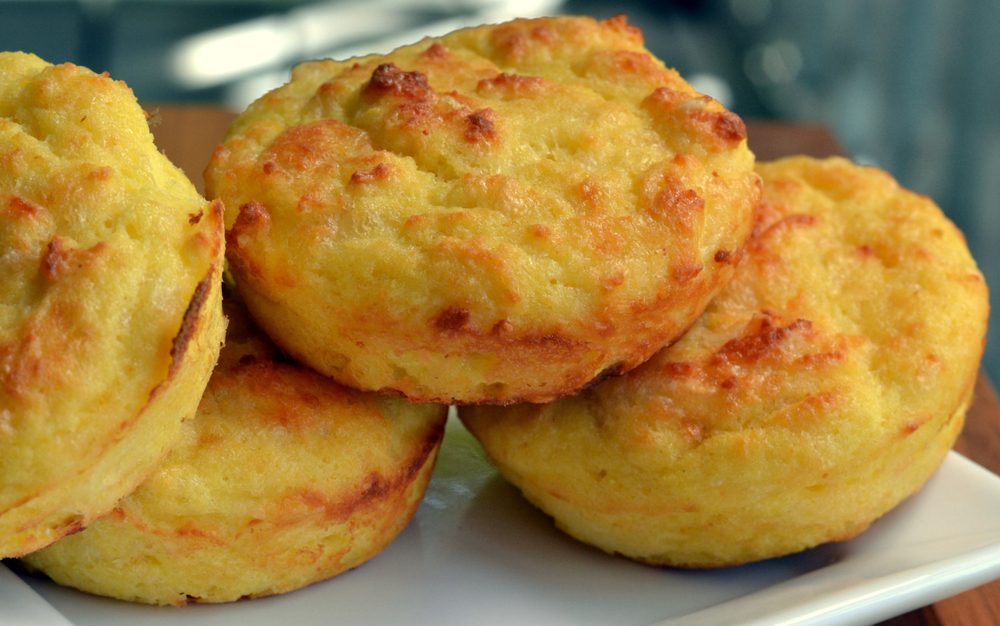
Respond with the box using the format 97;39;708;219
151;106;1000;626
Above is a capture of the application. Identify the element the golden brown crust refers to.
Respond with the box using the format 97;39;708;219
23;299;447;605
0;52;226;557
461;156;989;567
206;15;758;404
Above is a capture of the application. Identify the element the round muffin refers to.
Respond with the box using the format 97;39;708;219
0;53;226;557
460;156;989;567
22;297;448;605
205;15;759;404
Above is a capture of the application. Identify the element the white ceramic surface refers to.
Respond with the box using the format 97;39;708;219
5;418;1000;626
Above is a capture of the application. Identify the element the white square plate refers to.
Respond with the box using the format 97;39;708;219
5;418;1000;626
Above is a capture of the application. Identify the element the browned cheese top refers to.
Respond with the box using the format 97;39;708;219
466;156;988;504
206;16;759;402
0;52;223;527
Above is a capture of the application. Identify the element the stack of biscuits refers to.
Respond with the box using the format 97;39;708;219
1;15;988;606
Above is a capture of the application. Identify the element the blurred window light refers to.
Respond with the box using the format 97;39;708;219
171;18;296;88
688;72;733;109
170;1;417;89
170;0;564;94
744;39;802;85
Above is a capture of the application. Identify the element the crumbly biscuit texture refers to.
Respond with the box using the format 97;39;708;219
461;156;988;566
0;52;225;557
22;298;447;605
207;16;758;404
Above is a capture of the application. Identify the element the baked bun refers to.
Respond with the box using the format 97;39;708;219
0;53;225;557
205;15;759;404
22;297;448;605
460;156;988;567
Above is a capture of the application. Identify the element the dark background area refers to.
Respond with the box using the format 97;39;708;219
3;0;997;384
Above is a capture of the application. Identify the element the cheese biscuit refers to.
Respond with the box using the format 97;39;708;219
206;16;759;404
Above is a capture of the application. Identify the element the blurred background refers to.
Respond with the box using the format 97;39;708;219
3;0;998;384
